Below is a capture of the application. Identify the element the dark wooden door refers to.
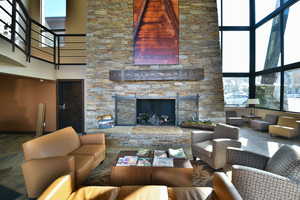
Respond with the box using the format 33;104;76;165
57;80;84;133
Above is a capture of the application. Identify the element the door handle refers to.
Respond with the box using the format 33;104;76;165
59;104;66;110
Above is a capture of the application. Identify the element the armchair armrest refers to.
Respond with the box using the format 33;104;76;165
79;133;105;145
227;147;270;170
213;139;241;148
295;121;300;134
191;131;214;144
212;172;242;200
232;165;300;200
22;156;75;198
212;139;241;169
38;175;73;200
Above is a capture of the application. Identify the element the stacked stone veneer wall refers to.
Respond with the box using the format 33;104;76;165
86;0;224;130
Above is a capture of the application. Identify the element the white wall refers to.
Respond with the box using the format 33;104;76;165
55;65;85;79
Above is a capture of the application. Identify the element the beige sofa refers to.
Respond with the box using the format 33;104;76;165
269;116;300;138
22;127;106;199
38;172;242;200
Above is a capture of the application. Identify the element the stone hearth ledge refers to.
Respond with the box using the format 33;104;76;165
86;126;193;148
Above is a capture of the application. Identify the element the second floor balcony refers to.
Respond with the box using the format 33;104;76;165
0;0;86;69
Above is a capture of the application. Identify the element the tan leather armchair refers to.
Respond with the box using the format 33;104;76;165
22;127;106;199
269;116;300;138
38;173;242;200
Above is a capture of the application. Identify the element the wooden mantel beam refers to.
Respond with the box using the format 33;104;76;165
109;69;204;81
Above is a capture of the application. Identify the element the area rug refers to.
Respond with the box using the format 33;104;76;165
0;185;21;200
84;152;221;187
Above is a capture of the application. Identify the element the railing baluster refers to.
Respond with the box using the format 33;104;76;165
28;19;31;62
11;0;17;52
57;35;60;70
25;17;31;61
53;33;56;69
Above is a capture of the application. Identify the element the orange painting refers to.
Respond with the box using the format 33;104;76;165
134;0;179;65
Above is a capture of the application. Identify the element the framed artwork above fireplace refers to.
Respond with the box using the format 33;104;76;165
133;0;179;65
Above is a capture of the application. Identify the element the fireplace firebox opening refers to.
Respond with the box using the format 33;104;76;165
136;99;176;126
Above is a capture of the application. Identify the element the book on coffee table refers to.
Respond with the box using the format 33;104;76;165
154;150;168;158
168;148;186;159
137;157;152;166
116;156;138;166
153;157;174;167
137;149;150;157
116;157;127;166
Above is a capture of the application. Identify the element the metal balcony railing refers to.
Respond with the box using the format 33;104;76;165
0;0;86;69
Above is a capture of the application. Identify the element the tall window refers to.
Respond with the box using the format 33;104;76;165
0;0;12;39
256;15;281;72
41;0;66;29
217;0;222;26
218;0;250;107
223;0;249;26
284;69;300;112
223;78;249;107
41;0;66;46
255;0;280;22
256;73;281;110
284;2;300;65
222;31;250;73
0;0;27;48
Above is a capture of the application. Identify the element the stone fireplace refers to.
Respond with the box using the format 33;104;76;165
114;94;200;126
85;0;225;130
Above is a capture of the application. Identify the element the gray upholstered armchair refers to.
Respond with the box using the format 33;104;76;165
191;123;241;169
227;145;300;200
250;114;278;132
225;111;244;126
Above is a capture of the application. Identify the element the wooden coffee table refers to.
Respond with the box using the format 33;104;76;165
111;151;193;186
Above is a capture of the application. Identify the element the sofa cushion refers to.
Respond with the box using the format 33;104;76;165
68;186;119;200
277;117;298;128
23;127;81;160
192;141;213;158
265;114;278;124
73;155;94;184
71;145;105;160
265;145;300;181
117;186;168;200
168;187;212;200
269;125;295;137
250;120;270;131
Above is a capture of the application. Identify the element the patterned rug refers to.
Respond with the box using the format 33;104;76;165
84;152;220;187
0;185;21;200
